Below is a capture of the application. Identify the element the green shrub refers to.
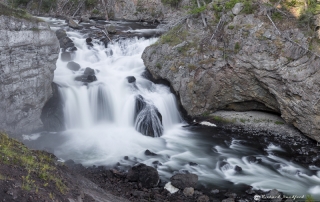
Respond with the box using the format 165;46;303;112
242;0;254;14
85;0;97;8
225;0;240;10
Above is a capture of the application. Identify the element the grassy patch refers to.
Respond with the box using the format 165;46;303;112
159;25;189;46
0;133;68;194
274;121;285;125
211;115;236;123
0;2;41;22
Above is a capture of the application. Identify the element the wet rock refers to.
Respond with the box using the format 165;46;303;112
56;29;67;40
67;61;81;71
84;67;95;75
41;83;65;132
75;67;97;83
127;76;136;83
66;46;77;52
145;149;157;156
232;3;244;15
68;18;80;29
87;75;97;82
152;161;162;166
189;162;198;166
86;38;93;43
234;165;242;172
183;187;194;197
106;25;116;34
127;163;159;188
197;195;209;202
100;37;110;48
80;15;90;23
170;173;198;189
61;52;72;62
134;96;163;137
245;187;255;195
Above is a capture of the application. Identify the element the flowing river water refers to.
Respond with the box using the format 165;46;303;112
23;17;320;199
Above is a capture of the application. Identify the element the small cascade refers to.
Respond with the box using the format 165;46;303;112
89;84;114;123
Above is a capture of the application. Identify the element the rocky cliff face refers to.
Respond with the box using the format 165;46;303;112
0;6;59;134
142;5;320;142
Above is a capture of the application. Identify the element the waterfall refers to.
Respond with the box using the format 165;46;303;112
54;35;182;136
26;18;320;199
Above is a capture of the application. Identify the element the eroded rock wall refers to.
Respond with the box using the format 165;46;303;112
0;14;59;134
142;11;320;142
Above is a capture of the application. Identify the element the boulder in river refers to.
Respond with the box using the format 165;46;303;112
61;52;72;62
67;61;81;71
127;163;159;188
127;76;136;83
75;67;97;83
68;18;81;29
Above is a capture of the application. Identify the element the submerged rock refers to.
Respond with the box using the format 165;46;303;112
67;61;81;71
60;52;72;62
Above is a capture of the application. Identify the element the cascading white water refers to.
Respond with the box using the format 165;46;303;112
25;18;320;199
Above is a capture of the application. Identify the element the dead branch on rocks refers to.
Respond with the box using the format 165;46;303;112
210;14;225;42
72;0;85;17
266;13;320;58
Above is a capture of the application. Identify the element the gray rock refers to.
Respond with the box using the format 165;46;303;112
0;15;59;134
183;187;194;197
197;195;209;202
232;3;244;15
142;14;320;142
170;173;198;189
68;18;80;29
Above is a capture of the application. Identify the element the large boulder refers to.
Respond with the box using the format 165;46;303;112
127;163;159;188
170;173;198;189
142;13;320;142
0;12;59;134
41;83;65;132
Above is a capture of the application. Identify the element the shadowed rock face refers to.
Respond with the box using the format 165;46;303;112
142;13;320;142
0;15;59;134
